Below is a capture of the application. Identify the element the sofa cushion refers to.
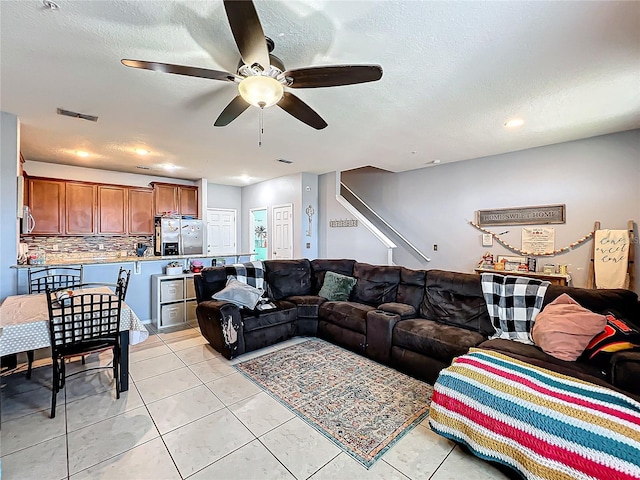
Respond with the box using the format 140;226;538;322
318;271;357;301
242;300;297;332
393;318;486;363
318;301;376;334
532;294;607;361
195;266;227;303
286;295;326;318
543;285;640;326
213;278;263;309
264;259;312;300
311;259;355;294
481;273;549;344
421;270;494;336
396;267;426;311
351;263;401;306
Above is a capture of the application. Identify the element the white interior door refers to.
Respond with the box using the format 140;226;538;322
207;208;236;255
272;204;293;259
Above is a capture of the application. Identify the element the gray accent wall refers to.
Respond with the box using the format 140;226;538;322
1;112;20;301
332;130;640;292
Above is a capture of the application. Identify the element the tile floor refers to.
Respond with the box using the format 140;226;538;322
0;324;514;480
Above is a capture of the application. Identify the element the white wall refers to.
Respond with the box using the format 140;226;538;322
241;173;303;258
333;130;640;292
300;173;319;259
318;172;389;265
0;112;20;300
23;161;197;187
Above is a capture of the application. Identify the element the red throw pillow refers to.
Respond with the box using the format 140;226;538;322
532;294;607;361
582;313;640;365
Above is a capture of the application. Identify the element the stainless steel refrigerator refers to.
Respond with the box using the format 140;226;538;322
155;218;204;256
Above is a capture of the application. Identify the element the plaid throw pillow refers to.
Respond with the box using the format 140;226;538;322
481;273;550;344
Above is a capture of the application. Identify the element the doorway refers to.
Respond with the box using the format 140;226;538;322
250;207;268;261
272;204;293;259
206;208;236;256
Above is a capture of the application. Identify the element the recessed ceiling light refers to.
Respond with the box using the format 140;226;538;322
504;118;524;128
239;175;251;183
76;151;89;158
432;159;441;164
135;148;149;156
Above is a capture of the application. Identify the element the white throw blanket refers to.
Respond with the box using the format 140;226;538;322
594;229;629;289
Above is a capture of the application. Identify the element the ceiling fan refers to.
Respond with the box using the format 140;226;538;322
121;0;382;130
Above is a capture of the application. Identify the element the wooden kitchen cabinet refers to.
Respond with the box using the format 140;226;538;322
128;188;154;234
27;178;65;235
179;186;198;217
98;185;127;235
153;184;179;216
152;183;199;218
66;182;96;234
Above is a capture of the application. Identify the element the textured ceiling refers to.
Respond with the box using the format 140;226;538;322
1;1;639;186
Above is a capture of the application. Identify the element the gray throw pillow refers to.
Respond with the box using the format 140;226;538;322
213;278;262;309
318;271;357;301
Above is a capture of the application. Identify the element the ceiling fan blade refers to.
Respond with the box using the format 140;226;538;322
214;95;250;127
281;65;383;88
223;0;270;70
121;59;239;82
277;92;327;130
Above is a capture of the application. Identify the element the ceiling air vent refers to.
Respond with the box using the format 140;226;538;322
136;165;151;170
276;158;293;164
56;108;98;122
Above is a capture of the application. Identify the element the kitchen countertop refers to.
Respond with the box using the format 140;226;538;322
12;253;256;268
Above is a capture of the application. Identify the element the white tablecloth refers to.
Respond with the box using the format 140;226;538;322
0;287;148;356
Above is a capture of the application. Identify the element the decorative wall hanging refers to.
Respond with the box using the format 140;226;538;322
330;219;358;228
469;220;593;256
476;204;565;226
521;227;555;255
305;205;314;237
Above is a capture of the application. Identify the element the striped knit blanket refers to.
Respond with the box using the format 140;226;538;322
429;349;640;480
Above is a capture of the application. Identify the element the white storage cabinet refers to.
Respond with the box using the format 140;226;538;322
151;273;198;329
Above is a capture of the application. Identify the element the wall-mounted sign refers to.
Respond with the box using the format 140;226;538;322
329;219;358;228
476;204;565;226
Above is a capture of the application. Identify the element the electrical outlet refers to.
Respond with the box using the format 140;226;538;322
52;244;59;251
98;244;104;250
433;244;438;251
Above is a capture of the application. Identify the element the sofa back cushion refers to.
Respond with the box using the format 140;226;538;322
543;285;639;326
421;270;494;336
310;259;356;293
264;259;312;300
397;267;427;311
194;266;228;303
351;263;401;306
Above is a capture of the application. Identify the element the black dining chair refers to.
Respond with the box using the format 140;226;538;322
45;280;125;418
15;266;85;379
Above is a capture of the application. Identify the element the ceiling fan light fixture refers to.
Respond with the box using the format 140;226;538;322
238;76;283;108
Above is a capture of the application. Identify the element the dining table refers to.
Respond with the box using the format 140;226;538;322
0;286;149;391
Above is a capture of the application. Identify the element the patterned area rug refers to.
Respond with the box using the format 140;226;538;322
235;339;433;468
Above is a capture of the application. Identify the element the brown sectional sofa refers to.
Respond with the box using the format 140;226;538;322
194;258;640;398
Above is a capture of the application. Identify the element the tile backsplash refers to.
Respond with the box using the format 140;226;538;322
20;235;154;262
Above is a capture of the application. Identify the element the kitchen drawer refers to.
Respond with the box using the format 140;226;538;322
185;279;196;300
160;303;184;327
161;279;184;302
186;300;197;322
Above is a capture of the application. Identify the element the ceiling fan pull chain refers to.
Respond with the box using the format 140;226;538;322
258;107;264;147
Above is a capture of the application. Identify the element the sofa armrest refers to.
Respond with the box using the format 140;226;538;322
378;302;416;319
196;300;245;359
366;310;401;365
610;351;640;396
